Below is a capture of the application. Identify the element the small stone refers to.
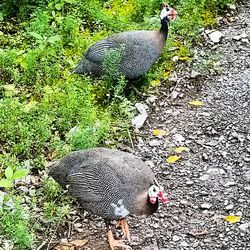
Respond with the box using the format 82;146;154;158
225;181;236;187
190;70;200;78
241;32;248;38
244;186;250;191
207;168;221;175
242;38;249;43
202;153;209;161
200;174;210;181
235;211;243;216
228;4;236;10
239;223;249;231
172;56;179;62
173;235;181;242
152;223;160;229
173;134;185;144
180;241;189;247
180;200;188;205
148;140;161;147
171;90;179;99
74;223;82;228
186;180;194;186
233;35;241;41
208;30;224;43
225;204;234;210
200;203;212;209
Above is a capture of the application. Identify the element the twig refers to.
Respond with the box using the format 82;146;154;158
53;190;68;203
46;219;62;250
167;78;181;99
37;240;48;250
127;128;134;150
67;221;72;239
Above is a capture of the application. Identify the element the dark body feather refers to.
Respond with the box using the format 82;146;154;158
49;148;158;220
75;22;168;79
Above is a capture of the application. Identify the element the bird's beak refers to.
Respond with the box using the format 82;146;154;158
149;197;157;204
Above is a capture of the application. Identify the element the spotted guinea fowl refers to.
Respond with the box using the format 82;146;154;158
48;148;167;250
74;5;176;79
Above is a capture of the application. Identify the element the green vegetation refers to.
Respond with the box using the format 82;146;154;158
0;0;235;248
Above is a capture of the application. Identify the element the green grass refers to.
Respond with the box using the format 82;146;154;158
0;207;34;250
0;0;235;248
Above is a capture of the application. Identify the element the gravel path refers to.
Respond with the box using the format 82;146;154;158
128;3;250;249
52;3;250;250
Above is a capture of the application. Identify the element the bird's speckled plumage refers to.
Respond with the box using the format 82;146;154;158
48;148;158;220
74;7;175;79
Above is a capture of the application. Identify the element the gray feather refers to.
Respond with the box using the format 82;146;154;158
48;148;155;220
75;29;167;79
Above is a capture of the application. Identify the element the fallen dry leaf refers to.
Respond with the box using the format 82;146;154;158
153;129;168;137
69;239;88;247
174;146;190;153
225;215;241;224
166;155;181;163
188;100;203;106
53;243;74;250
53;239;88;250
188;229;208;237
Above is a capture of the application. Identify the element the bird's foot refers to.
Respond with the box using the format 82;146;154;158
107;229;131;250
119;219;131;242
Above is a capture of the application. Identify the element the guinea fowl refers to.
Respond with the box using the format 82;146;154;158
74;5;176;79
49;148;167;250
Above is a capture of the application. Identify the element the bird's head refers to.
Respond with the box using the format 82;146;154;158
148;180;168;204
160;4;177;23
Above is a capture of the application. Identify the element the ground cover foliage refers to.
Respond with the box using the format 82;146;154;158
0;0;234;249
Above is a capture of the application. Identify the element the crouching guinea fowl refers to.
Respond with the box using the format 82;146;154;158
74;5;177;79
49;148;167;250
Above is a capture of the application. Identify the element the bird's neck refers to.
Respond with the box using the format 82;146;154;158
160;19;169;39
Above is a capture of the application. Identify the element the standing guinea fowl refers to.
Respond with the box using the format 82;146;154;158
48;148;167;250
74;5;177;79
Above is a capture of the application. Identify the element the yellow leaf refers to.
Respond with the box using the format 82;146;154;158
153;129;168;137
188;100;203;106
150;80;161;87
24;101;38;112
225;215;241;224
167;155;181;164
175;146;190;153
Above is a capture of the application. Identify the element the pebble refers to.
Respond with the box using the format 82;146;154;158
173;235;181;242
200;203;212;209
180;241;189;247
186;180;194;186
225;181;237;187
172;55;179;62
225;204;234;210
190;70;200;78
208;30;224;43
148;140;161;147
233;35;241;41
200;174;210;181
239;223;249;231
173;133;185;144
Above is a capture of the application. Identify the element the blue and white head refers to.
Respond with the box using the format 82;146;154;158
160;4;177;23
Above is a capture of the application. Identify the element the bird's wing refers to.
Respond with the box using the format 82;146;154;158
85;38;122;63
66;164;110;203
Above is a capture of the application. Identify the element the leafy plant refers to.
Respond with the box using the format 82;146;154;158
0;206;34;249
0;167;29;188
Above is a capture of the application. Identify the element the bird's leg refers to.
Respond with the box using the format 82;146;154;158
119;218;131;242
105;220;131;250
